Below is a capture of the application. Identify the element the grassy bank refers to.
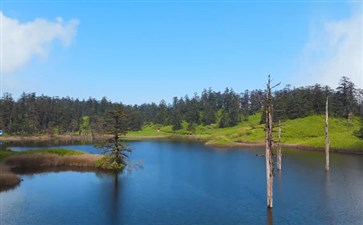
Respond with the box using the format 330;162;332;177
0;148;84;161
127;114;363;151
0;149;105;191
0;134;113;142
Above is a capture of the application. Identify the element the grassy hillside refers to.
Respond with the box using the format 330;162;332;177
281;115;362;150
127;114;363;151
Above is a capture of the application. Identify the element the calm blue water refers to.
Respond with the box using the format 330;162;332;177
1;141;363;225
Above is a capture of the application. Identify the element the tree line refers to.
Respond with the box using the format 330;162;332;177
0;76;362;137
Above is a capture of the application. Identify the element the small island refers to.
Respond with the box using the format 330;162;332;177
0;149;103;191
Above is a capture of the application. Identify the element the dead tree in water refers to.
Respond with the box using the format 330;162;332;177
277;120;282;171
325;97;330;171
265;76;280;208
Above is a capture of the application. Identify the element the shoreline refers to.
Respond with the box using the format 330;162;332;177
206;142;363;155
126;135;363;154
125;136;363;154
0;134;113;142
1;134;362;191
1;134;363;154
0;153;106;192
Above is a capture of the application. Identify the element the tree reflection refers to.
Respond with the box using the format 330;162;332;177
266;208;273;225
95;171;123;225
109;172;121;225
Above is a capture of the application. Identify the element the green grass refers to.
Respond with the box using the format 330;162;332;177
0;149;85;161
0;150;19;161
127;124;174;136
127;113;363;151
281;115;363;150
205;136;235;146
23;149;85;156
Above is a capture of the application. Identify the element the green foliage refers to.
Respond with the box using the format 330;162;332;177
355;129;363;139
187;122;196;134
172;119;182;131
96;156;125;170
201;103;216;125
336;76;357;119
127;113;363;151
355;108;363;139
102;106;132;169
0;76;361;141
217;88;241;128
185;97;201;125
53;127;60;135
218;110;229;128
80;116;91;135
0;93;143;136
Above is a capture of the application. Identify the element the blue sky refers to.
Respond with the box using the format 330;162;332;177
1;1;362;104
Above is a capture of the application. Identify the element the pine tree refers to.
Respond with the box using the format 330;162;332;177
202;103;216;125
171;97;183;131
336;76;356;120
102;106;131;169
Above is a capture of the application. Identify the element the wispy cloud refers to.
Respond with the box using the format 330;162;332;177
295;12;362;89
1;12;79;74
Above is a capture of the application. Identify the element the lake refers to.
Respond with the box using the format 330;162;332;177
1;141;363;225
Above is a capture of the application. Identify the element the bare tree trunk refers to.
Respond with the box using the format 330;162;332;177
325;97;330;171
277;120;282;171
265;76;274;208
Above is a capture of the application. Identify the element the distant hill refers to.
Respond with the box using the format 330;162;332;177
128;113;363;152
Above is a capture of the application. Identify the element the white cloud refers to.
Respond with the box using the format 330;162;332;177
296;13;362;89
1;12;79;73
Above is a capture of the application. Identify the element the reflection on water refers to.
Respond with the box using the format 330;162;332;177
12;166;100;175
1;141;363;225
110;173;120;225
266;208;273;225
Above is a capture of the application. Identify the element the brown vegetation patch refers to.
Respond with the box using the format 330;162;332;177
0;172;21;191
0;164;21;191
4;153;103;169
0;153;103;192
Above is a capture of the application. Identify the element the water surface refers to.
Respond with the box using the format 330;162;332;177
1;141;362;225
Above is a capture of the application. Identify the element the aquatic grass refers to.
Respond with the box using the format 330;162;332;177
0;149;84;162
4;153;102;168
0;152;105;192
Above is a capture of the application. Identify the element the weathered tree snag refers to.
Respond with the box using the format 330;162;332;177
325;97;330;171
277;120;282;171
265;76;274;208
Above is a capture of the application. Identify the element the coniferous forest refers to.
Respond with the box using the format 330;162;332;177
0;76;362;137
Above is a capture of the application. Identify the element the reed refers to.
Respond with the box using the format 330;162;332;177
4;153;102;169
0;153;104;191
